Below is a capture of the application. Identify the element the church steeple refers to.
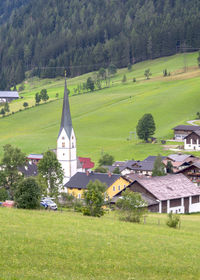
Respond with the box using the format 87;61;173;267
57;72;77;185
58;72;73;139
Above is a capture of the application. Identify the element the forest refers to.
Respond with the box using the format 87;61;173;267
0;0;200;89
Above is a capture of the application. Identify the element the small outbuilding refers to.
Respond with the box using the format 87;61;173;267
0;91;19;103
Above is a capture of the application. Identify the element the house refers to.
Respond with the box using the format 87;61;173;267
104;160;136;176
27;154;44;164
65;172;130;199
173;125;200;140
113;174;200;214
184;130;200;150
163;154;198;172
105;158;161;177
128;160;158;177
0;91;19;103
77;157;95;172
177;162;200;186
18;162;38;177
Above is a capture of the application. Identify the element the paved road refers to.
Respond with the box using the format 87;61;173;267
187;120;199;126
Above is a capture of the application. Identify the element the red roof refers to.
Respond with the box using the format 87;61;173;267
78;157;94;169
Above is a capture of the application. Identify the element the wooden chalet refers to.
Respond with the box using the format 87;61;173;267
173;125;200;140
184;130;200;150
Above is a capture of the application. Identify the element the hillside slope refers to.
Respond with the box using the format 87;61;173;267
0;0;200;88
0;52;200;162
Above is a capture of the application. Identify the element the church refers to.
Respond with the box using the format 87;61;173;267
57;76;77;184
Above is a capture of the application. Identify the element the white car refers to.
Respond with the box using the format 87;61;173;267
40;198;57;211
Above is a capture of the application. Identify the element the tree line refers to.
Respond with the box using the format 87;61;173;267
0;0;200;89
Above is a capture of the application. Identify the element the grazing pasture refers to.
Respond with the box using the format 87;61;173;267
0;208;199;280
0;52;200;162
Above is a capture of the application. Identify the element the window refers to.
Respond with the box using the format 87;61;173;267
63;153;65;156
62;137;65;140
62;142;65;148
78;193;81;199
72;143;74;148
118;186;120;191
113;186;115;191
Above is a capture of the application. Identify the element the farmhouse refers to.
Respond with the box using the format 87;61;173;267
65;172;130;199
113;174;200;214
173;125;200;140
163;154;197;172
0;91;19;103
105;158;163;177
184;130;200;150
177;162;200;186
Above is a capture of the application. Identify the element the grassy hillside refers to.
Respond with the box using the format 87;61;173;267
0;52;200;162
0;208;200;280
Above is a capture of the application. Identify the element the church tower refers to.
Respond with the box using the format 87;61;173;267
57;74;77;184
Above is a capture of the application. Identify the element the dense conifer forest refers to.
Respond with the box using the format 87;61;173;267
0;0;200;89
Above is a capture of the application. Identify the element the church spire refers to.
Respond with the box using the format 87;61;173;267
58;71;73;139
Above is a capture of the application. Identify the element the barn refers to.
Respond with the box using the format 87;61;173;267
0;91;19;103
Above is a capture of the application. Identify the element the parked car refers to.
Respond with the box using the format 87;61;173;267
2;200;15;208
40;198;57;211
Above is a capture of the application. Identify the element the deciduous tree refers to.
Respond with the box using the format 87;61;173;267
82;180;106;217
136;113;156;142
0;144;26;198
15;177;41;209
98;153;114;166
38;150;64;198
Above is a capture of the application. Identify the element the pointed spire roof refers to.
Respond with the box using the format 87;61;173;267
58;74;73;139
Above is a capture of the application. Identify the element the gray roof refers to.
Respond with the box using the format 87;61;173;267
144;156;166;162
65;172;121;189
173;125;200;131
167;154;192;162
58;77;73;139
0;91;19;98
18;162;38;177
134;174;200;201
131;161;155;171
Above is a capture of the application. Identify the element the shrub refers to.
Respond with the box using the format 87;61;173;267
95;166;108;173
116;190;147;223
0;188;9;201
133;77;136;82
166;212;180;228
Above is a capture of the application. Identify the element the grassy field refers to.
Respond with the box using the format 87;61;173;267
1;52;200;162
0;208;200;280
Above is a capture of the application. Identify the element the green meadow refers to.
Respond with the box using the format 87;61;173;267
0;208;200;280
1;52;200;162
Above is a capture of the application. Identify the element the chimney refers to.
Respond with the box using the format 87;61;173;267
108;171;112;177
